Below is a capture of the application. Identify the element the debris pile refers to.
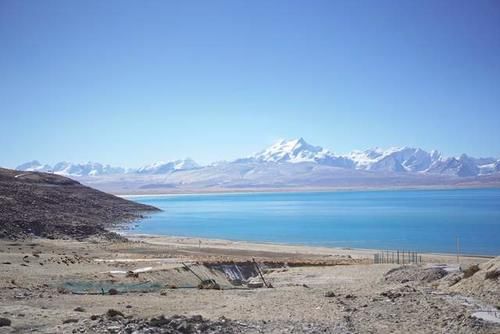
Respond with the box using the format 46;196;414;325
448;256;500;306
384;265;448;283
69;313;248;334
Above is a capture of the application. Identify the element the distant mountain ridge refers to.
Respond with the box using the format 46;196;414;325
136;158;200;174
240;138;499;177
17;158;200;177
16;160;127;177
15;139;500;184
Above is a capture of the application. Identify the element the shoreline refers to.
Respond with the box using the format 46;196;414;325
113;184;500;197
117;188;500;258
122;232;495;263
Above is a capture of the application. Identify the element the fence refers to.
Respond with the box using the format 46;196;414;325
373;250;422;264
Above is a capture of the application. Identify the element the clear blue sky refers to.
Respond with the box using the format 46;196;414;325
1;0;499;168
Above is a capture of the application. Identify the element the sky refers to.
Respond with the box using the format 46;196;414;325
1;0;500;168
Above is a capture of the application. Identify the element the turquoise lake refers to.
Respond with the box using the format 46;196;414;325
128;189;500;255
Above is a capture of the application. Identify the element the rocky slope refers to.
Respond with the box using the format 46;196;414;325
0;168;159;240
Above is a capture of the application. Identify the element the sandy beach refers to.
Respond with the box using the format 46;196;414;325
1;234;499;333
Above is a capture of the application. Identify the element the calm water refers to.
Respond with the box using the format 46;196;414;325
128;189;500;255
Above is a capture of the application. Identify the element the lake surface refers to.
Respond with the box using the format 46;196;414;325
127;189;500;255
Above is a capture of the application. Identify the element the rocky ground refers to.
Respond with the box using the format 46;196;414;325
0;168;159;240
0;238;498;333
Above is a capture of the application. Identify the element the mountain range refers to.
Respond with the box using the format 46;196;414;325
15;138;500;192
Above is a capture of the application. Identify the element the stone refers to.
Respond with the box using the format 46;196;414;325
324;291;336;297
63;318;79;324
106;309;124;318
0;318;11;327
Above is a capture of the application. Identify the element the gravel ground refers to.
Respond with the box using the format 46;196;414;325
0;238;498;333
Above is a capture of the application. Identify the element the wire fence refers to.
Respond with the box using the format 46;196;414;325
373;250;422;264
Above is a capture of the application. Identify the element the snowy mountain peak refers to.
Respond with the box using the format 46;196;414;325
348;146;441;173
15;160;52;172
247;138;354;168
16;161;125;177
171;158;200;171
135;158;200;174
253;138;331;163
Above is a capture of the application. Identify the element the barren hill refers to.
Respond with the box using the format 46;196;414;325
0;168;159;240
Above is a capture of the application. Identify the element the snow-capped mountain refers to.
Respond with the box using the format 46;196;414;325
15;160;52;173
244;138;354;168
348;147;441;173
15;161;125;177
252;137;333;163
479;160;500;175
348;146;500;177
426;154;481;177
14;139;500;189
246;138;499;177
135;159;200;174
50;162;126;177
16;158;200;176
243;139;443;173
